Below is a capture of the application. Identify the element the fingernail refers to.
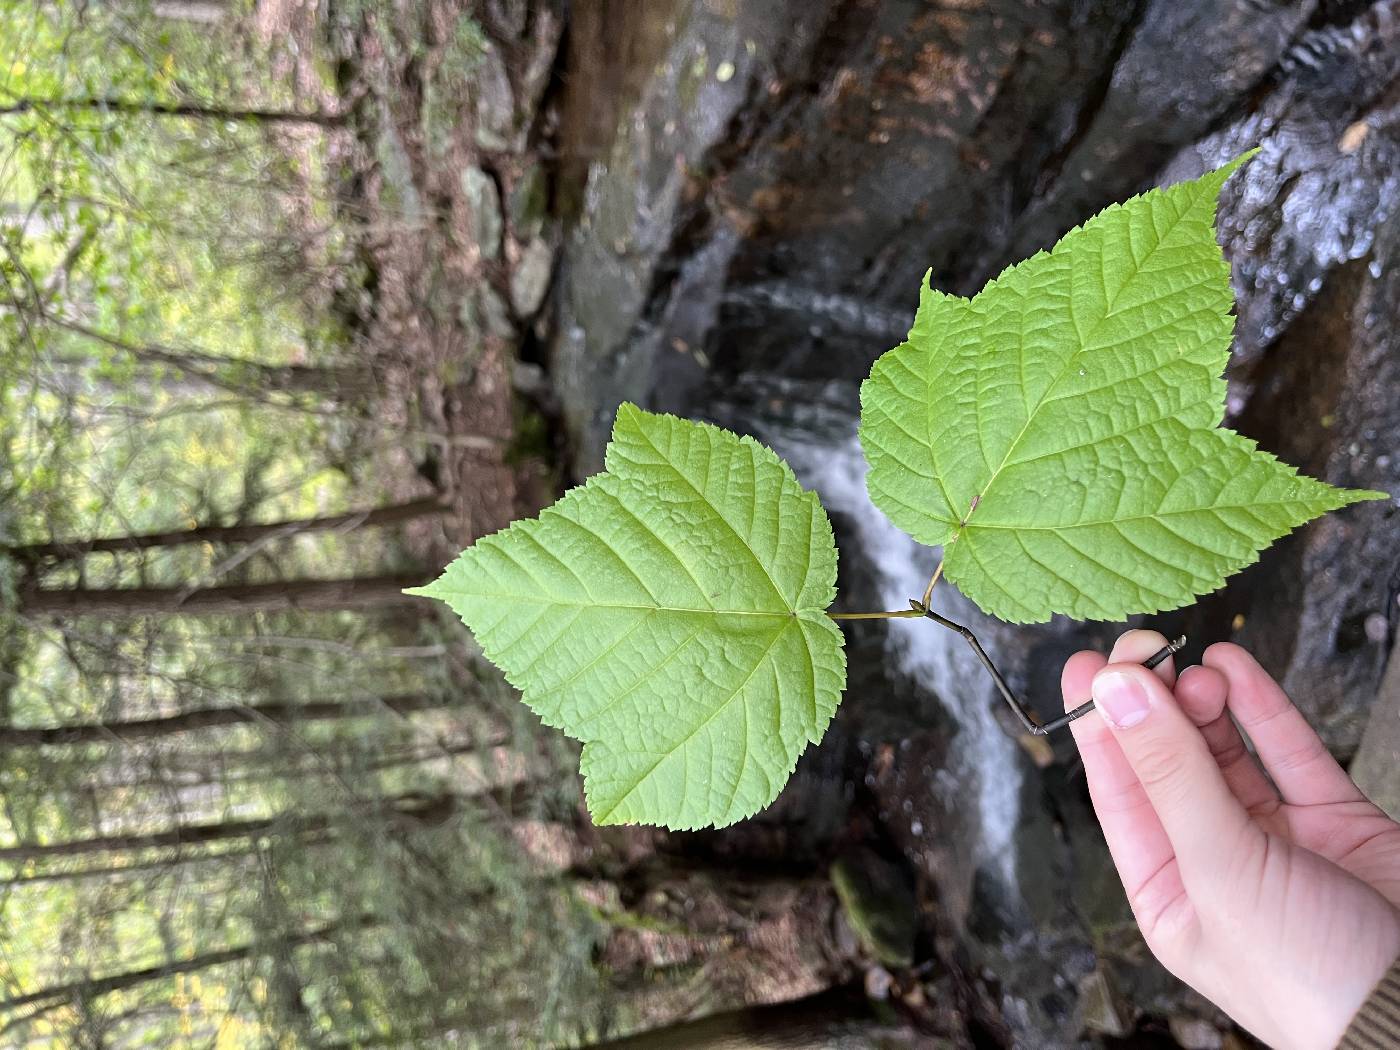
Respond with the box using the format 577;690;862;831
1094;671;1150;729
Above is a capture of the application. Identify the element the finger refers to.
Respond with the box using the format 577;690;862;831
1062;647;1107;709
1113;628;1178;688
1092;661;1260;895
1203;643;1363;807
1064;646;1187;939
1175;664;1279;814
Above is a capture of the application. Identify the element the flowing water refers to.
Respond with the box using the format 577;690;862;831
718;380;1024;895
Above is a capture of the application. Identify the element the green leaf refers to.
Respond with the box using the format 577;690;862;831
411;404;846;830
860;154;1386;623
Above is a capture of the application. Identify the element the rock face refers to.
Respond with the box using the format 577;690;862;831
548;0;1399;1044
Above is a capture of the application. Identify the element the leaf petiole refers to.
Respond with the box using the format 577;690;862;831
827;609;927;620
920;557;945;609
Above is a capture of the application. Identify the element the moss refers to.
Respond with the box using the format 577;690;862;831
830;848;917;968
507;406;551;466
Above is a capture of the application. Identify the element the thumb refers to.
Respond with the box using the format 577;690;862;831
1093;662;1260;893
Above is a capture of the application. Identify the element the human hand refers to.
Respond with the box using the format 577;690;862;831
1063;631;1400;1049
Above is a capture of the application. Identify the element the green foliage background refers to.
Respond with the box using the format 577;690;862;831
0;4;605;1047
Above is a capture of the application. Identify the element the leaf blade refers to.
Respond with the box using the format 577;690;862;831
861;155;1386;623
415;405;845;830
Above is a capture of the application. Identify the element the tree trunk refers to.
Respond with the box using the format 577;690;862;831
40;315;374;403
75;738;494;792
0;692;457;747
8;497;447;563
7;846;262;885
0;792;455;864
0;916;370;1018
0;97;341;126
151;0;231;21
19;574;427;617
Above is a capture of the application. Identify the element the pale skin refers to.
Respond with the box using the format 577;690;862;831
1063;631;1400;1049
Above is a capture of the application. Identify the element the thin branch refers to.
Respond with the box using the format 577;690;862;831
0;96;343;126
914;596;1186;736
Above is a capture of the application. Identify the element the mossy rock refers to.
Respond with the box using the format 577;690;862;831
831;847;917;969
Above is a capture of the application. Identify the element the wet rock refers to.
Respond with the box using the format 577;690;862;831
1172;5;1400;368
463;283;515;341
1000;0;1314;279
509;235;554;317
1170;1015;1225;1050
462;167;503;259
1350;634;1400;818
373;121;422;225
552;0;846;472
474;46;515;151
1079;966;1132;1038
509;163;549;241
1186;205;1400;755
549;0;1400;1044
830;847;917;969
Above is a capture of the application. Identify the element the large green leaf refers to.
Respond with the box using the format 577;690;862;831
410;404;846;830
860;155;1386;623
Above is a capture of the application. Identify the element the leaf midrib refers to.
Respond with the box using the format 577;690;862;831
433;588;806;618
949;181;1208;541
963;495;1340;533
626;420;792;609
593;615;804;824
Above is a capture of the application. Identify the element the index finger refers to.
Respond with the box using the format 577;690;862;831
1065;632;1188;939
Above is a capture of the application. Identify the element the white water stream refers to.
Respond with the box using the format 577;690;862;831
776;431;1023;892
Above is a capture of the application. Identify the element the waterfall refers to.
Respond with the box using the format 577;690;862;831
774;428;1024;892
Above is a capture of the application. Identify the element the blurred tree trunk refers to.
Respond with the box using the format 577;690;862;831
0;917;366;1017
77;739;492;793
19;574;426;617
41;318;375;402
0;692;455;746
9;848;262;886
0;97;341;125
152;0;231;21
0;792;458;864
8;496;447;563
